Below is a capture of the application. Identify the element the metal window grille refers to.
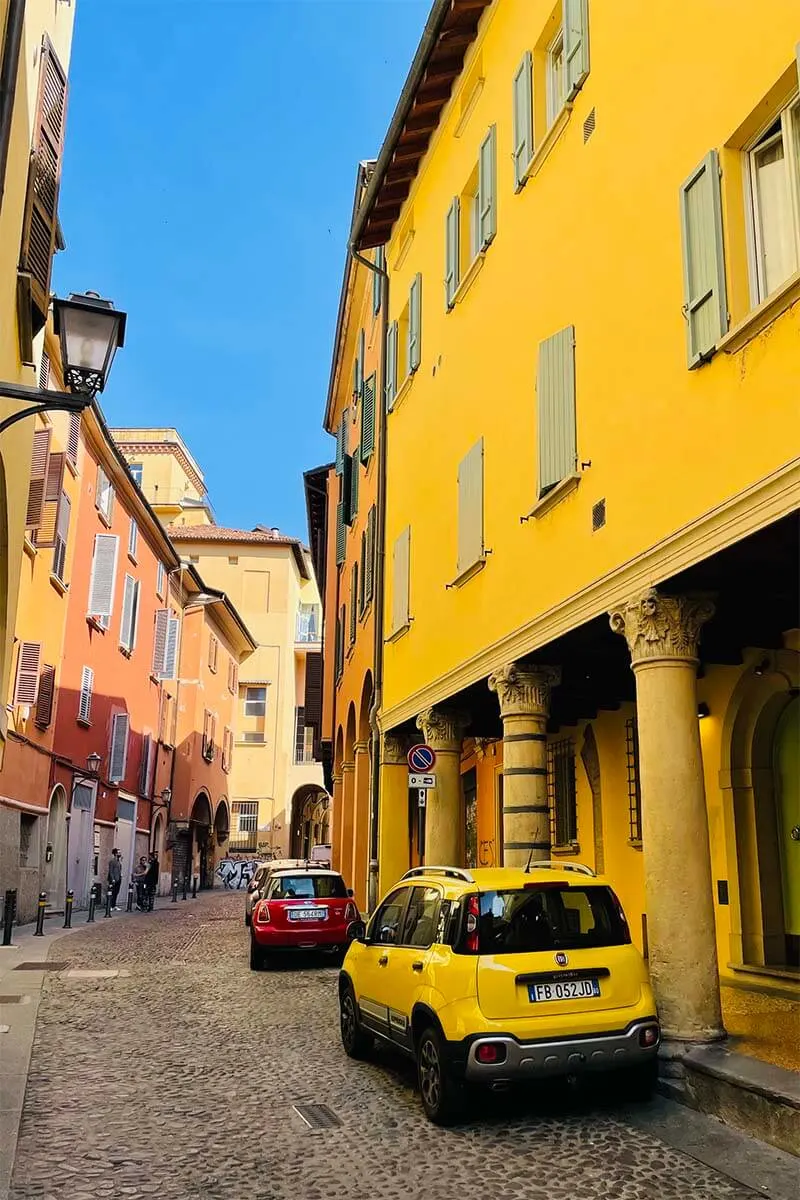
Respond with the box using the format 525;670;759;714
625;717;643;842
230;802;258;852
547;737;577;846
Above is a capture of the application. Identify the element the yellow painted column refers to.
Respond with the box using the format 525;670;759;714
340;761;355;880
489;663;560;868
351;740;371;911
377;734;410;900
610;589;724;1043
417;707;469;867
330;772;343;873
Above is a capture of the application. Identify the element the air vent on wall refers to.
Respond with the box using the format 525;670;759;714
592;499;606;531
583;107;596;142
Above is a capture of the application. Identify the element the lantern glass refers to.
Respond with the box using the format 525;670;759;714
52;293;127;396
86;751;102;775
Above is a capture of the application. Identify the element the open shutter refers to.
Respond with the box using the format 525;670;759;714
128;519;138;559
359;532;367;613
445;197;460;307
304;650;323;750
408;274;422;372
138;734;153;797
365;505;376;602
120;575;140;651
162;616;180;680
334;611;342;678
18;36;68;329
350;450;359;521
39;350;51;389
392;526;411;633
335;419;345;475
109;713;130;783
67;412;80;465
361;373;376;461
13;641;42;706
335;500;346;565
513;52;534;186
78;666;93;722
385;321;398;410
52;491;71;581
152;609;169;674
537;326;577;497
88;534;119;618
478;127;497;249
564;0;590;98
457;439;485;575
35;664;56;729
679;150;728;368
25;428;51;530
342;454;354;526
36;451;65;546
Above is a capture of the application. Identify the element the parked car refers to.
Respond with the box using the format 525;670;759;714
249;867;361;969
244;860;307;926
338;863;659;1125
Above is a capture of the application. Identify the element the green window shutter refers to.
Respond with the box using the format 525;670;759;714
457;439;485;575
373;247;385;314
478;127;497;249
392;526;410;633
349;563;358;643
365;505;376;602
350;447;359;520
537;326;577;497
335;413;348;476
361;372;376;461
385;321;398;411
335;500;346;565
564;0;590;97
445;197;460;307
513;52;534;187
408;273;422;373
679;150;728;368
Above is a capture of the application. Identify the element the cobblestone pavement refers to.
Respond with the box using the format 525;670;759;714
5;893;795;1200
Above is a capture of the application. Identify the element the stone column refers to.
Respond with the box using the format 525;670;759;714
488;663;560;868
377;734;410;898
609;588;724;1043
416;707;469;867
352;741;371;911
340;762;355;880
330;772;343;873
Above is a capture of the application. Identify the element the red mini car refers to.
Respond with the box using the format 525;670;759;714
249;867;362;970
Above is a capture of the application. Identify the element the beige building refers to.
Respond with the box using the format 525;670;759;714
111;429;327;861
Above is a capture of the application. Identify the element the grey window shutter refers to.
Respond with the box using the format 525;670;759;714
53;491;71;581
138;734;153;797
162;616;180;679
88;534;119;618
109;712;130;783
152;609;169;674
35;663;56;729
361;372;376;461
78;666;93;722
373;246;385;313
564;0;590;97
385;321;398;410
120;575;136;650
350;449;359;519
408;273;422;372
445;197;460;307
335;500;346;565
392;526;410;633
13;641;42;706
457;439;485;574
537;326;577;497
679;150;728;368
478;127;497;249
335;416;346;476
513;52;534;187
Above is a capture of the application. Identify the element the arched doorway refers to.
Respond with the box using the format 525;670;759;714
774;695;799;966
45;785;68;908
190;791;213;889
212;799;230;885
290;785;330;860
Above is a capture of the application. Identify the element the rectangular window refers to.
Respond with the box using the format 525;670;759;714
537;326;577;497
625;716;643;843
222;727;233;772
349;448;359;520
457;439;485;576
25;428;51;531
244;686;266;718
88;533;119;620
294;706;307;763
385;321;398;410
349;562;358;644
156;561;166;598
353;327;365;403
295;603;320;643
138;734;153;798
119;575;140;652
128;519;138;559
78;666;93;723
230;801;259;851
335;498;346;566
748;101;800;302
474;885;629;954
209;633;219;672
478;126;497;249
364;504;376;604
227;657;238;694
96;464;114;522
66;412;80;467
391;526;411;634
34;451;65;547
547;27;565;126
128;463;143;487
548;737;577;846
109;712;130;783
20;812;39;869
13;641;42;706
52;492;71;583
564;0;590;98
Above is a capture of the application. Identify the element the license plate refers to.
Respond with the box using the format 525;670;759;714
289;907;326;921
528;979;601;1002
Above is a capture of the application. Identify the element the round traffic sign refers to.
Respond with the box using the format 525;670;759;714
408;744;436;772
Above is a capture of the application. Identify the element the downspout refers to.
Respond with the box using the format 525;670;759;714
350;243;389;913
0;0;25;217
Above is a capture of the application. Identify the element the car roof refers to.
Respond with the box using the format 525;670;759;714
396;863;607;897
269;867;342;877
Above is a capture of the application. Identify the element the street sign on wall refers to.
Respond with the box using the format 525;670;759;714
409;773;436;789
408;744;436;772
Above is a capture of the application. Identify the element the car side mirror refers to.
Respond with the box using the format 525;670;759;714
347;888;354;898
347;919;367;943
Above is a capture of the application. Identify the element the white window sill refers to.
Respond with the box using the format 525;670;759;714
522;472;581;521
448;250;486;310
386;621;411;644
96;508;113;529
65;456;79;478
516;102;573;191
446;554;489;590
77;717;92;729
49;573;68;596
628;838;643;850
23;537;37;562
718;269;800;355
388;369;416;415
87;616;107;633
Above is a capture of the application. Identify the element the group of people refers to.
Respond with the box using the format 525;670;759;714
106;849;160;911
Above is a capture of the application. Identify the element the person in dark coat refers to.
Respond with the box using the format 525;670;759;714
107;850;122;911
145;853;159;910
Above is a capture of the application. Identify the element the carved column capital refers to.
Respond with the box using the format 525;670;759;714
381;734;408;766
609;589;714;666
416;706;470;751
488;662;561;718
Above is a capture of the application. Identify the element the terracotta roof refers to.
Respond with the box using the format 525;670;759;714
169;526;297;544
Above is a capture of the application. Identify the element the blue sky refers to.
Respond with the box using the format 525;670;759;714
55;0;429;538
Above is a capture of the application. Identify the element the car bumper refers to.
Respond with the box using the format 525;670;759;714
457;1019;660;1083
251;926;349;950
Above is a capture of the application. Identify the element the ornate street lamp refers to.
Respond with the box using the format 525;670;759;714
85;751;102;776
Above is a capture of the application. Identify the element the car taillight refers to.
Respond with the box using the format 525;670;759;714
345;901;358;922
475;1041;507;1064
465;894;480;954
638;1024;660;1048
610;889;631;941
254;901;270;923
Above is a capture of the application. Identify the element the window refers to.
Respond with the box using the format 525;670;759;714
156;561;166;598
96;464;114;522
335;497;346;566
335;606;345;680
391;526;411;634
369;888;409;944
401;886;440;948
537;326;577;497
109;712;130;783
625;716;643;843
445;197;460;307
25;428;51;531
13;641;42;706
244;686;266;717
230;801;259;851
66;413;80;468
748;101;800;302
359;533;367;615
39;350;50;389
548;737;577;846
240;684;267;743
446;127;497;308
19;813;39;869
153;609;180;679
294;708;315;764
78;666;93;723
128;463;143;487
385;322;398;410
408;273;422;373
456;440;485;577
361;373;376;461
119;575;140;652
222;727;233;772
87;533;119;620
679;151;728;367
138;734;153;798
209;633;219;672
475;885;629;954
353;328;365;403
296;603;320;643
128;519;138;559
547;28;565;127
52;492;71;582
349;448;359;520
268;873;348;900
202;710;217;759
228;657;238;694
34;451;65;549
364;505;376;605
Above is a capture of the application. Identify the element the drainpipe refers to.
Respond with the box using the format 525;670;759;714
350;242;389;913
0;0;24;217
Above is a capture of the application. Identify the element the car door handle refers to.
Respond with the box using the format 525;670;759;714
378;955;388;966
411;961;424;972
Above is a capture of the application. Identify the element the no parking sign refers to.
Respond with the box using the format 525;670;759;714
407;744;436;772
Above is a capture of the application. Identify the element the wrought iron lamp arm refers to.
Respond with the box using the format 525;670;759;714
0;382;90;436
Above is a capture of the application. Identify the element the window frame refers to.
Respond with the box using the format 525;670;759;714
244;685;267;719
95;464;114;523
399;885;442;949
367;886;412;945
546;27;566;128
746;97;800;306
128;463;144;488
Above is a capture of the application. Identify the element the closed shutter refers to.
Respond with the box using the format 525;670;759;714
359;532;367;613
13;641;42;705
25;428;51;530
152;609;169;674
392;526;411;633
361;373;376;461
537;326;577;497
350;450;359;520
109;713;130;783
513;52;534;187
564;0;590;98
408;273;422;372
339;606;346;673
78;666;94;722
478;127;497;249
385;321;398;410
334;610;342;678
162;615;180;679
88;534;119;618
138;734;153;797
40;350;51;390
445;197;460;307
304;651;323;744
120;575;139;651
335;500;346;565
457;440;485;575
373;246;385;313
335;409;349;476
679;151;728;368
18;36;68;328
128;519;138;559
36;451;65;546
365;505;376;602
342;454;353;526
350;563;358;643
52;491;71;581
67;412;80;465
35;664;56;729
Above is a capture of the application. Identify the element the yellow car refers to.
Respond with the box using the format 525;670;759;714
339;862;659;1124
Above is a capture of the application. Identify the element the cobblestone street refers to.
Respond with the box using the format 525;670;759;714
4;893;797;1200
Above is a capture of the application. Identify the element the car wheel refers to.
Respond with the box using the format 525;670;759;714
417;1026;462;1126
339;981;372;1059
249;935;267;972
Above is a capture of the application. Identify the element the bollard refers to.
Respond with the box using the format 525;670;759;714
126;881;134;913
86;883;97;923
63;890;74;929
2;888;17;946
192;875;198;899
33;891;47;936
104;884;112;918
181;875;187;901
171;879;178;903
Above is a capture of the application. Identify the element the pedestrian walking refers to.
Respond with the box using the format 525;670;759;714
107;849;122;911
134;855;148;910
145;852;159;910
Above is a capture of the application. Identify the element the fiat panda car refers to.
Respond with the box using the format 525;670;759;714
338;863;659;1124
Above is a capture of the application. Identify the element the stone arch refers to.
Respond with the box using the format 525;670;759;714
213;797;230;846
45;784;68;908
719;645;800;967
344;702;357;764
289;784;330;859
334;725;344;774
189;790;213;889
358;670;374;744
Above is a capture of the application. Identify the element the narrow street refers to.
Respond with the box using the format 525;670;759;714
3;893;796;1200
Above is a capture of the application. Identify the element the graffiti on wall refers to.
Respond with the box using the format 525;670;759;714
215;857;259;890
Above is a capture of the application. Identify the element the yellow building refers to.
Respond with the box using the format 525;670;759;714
112;429;328;860
0;0;75;764
348;0;799;1091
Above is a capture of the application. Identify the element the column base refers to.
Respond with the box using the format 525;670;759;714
658;1031;727;1077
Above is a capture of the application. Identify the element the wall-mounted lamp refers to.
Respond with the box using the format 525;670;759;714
697;702;711;719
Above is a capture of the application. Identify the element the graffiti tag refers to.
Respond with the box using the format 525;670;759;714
215;858;259;890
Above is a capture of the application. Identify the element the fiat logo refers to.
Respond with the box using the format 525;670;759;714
555;952;569;966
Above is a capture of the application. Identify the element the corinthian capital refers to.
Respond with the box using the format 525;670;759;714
381;734;409;765
488;662;561;718
609;589;714;665
416;706;469;750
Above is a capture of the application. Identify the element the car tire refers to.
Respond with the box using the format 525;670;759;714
244;912;251;928
417;1025;463;1126
249;935;267;972
616;1059;658;1100
339;981;372;1060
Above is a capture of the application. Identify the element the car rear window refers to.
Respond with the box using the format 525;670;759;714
267;874;347;900
477;885;630;953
